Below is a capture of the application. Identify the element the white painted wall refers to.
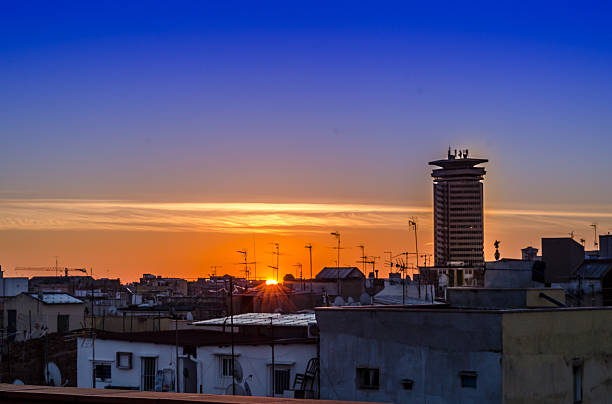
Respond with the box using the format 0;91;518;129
198;343;317;398
76;336;317;398
77;337;178;391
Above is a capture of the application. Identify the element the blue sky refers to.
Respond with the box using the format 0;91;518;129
2;1;612;203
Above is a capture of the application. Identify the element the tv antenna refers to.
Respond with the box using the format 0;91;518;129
591;223;598;248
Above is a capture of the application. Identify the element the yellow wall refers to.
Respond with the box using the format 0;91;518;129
525;289;566;307
502;309;612;404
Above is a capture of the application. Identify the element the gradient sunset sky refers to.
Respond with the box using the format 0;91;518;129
2;1;612;281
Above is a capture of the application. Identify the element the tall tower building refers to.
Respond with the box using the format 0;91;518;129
429;148;487;267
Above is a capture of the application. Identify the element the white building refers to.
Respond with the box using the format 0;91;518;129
77;313;319;398
0;267;28;298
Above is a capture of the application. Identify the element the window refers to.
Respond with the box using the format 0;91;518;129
219;356;234;378
356;367;380;390
270;367;291;395
460;371;477;388
116;352;132;369
94;362;112;382
141;357;157;391
573;364;583;403
57;314;70;334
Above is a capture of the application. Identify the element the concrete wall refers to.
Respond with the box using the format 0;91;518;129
3;294;86;341
198;343;317;398
0;277;28;297
501;309;612;404
447;288;565;309
316;308;503;403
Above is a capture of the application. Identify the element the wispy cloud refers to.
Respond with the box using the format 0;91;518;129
0;199;428;233
0;199;610;234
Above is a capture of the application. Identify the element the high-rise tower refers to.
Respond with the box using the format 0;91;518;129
429;148;487;267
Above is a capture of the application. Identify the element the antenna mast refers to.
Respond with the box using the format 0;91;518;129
591;223;598;249
305;244;313;292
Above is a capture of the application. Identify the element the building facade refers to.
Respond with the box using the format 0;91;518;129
3;292;86;342
316;305;612;403
429;149;487;267
77;329;318;398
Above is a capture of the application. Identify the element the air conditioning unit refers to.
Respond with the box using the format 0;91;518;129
307;323;319;338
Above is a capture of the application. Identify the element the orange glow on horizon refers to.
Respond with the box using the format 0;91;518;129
265;279;278;285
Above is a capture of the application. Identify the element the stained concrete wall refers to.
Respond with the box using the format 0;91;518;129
447;288;565;309
501;309;612;404
316;308;503;403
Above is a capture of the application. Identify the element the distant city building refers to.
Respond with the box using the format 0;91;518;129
542;237;584;283
521;246;540;261
0;266;28;298
429;148;487;267
599;234;612;258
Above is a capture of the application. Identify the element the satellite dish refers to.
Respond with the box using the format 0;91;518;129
108;306;117;315
225;383;246;395
186;312;194;321
45;362;62;386
13;379;24;385
439;274;448;287
333;296;345;306
233;360;244;383
359;293;371;305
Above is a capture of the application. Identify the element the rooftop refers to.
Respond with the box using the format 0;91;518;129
193;312;316;327
90;329;315;346
0;384;374;404
576;259;612;279
315;267;364;280
26;292;84;305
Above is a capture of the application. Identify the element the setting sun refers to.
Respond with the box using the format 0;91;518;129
265;279;278;286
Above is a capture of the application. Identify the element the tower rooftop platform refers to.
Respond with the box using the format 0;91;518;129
428;157;488;169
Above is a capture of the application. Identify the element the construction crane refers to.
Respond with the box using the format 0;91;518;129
15;266;88;277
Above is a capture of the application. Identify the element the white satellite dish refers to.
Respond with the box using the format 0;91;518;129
108;306;117;315
45;362;62;386
186;312;194;321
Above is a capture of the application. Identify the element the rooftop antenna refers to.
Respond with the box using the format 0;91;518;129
357;245;366;277
210;265;223;278
591;223;598;249
494;240;501;261
384;251;393;276
408;218;419;268
252;234;257;280
305;243;313;292
330;231;342;296
569;231;575;239
580;238;586;247
235;250;256;281
268;243;280;282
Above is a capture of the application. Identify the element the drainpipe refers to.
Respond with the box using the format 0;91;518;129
189;354;203;394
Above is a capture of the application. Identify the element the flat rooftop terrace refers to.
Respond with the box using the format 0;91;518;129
0;384;375;404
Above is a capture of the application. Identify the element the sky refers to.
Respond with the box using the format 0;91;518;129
1;1;612;281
